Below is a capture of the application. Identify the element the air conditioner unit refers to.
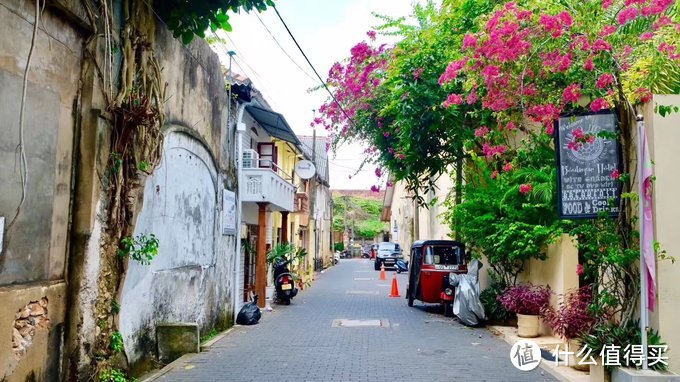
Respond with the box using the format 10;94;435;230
242;149;259;168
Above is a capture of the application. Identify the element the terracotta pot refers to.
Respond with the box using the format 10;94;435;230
517;313;539;338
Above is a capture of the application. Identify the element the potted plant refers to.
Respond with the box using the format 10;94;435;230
498;283;551;338
542;286;596;370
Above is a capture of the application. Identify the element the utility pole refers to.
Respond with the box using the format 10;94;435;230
308;109;319;269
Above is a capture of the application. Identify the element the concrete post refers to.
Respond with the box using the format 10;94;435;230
256;202;268;308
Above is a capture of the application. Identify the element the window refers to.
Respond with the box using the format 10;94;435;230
424;246;463;265
257;142;277;171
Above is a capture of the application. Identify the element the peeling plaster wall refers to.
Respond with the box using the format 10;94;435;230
0;0;83;380
120;132;235;367
116;22;237;370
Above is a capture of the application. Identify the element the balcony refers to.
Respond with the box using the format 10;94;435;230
295;192;309;214
242;155;295;212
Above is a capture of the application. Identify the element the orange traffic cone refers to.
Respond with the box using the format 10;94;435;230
389;273;401;297
379;263;386;281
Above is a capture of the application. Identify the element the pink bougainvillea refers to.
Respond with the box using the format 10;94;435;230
442;93;464;107
503;162;513;172
590;98;610;112
375;167;382;177
610;169;621;179
474;126;490;137
519;184;533;195
618;7;639;25
491;170;499;179
562;83;581;103
597;73;615;89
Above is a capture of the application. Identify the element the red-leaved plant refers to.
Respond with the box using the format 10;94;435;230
542;285;596;340
498;283;551;316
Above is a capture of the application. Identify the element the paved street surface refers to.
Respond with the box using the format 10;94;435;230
156;259;557;382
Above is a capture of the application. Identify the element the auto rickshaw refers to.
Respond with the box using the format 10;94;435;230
406;240;467;316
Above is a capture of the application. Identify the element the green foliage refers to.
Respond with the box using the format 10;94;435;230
582;321;667;371
266;243;307;265
153;0;274;44
334;242;344;251
138;161;151;173
111;299;121;315
446;142;565;286
109;331;124;353
117;234;159;265
332;196;387;239
99;368;130;382
479;281;513;324
655;104;680;117
200;328;219;343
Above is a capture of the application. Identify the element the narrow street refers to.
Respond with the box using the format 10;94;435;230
155;259;556;382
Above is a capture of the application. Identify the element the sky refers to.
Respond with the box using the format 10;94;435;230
214;0;421;190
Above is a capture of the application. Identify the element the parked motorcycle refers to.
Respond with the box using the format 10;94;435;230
395;259;409;274
273;256;298;305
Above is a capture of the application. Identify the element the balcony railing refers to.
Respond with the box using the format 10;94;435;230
242;156;295;211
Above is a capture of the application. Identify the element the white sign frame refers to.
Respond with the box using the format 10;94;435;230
222;190;236;235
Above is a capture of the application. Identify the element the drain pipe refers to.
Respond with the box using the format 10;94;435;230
232;101;252;317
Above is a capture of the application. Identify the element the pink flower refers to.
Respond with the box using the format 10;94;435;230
491;170;499;179
654;15;672;30
573;128;585;140
590;98;610;112
481;65;500;80
439;58;468;85
384;132;390;138
593;39;612;52
370;185;380;193
413;67;424;80
442;93;464;108
599;25;617;37
618;7;639;25
637;88;653;103
558;11;573;28
639;32;654;41
602;0;613;8
466;88;479;104
546;125;555;135
396;153;405;160
367;30;377;40
563;83;582;103
576;264;585;276
610;169;621;179
568;141;580;151
462;33;478;50
519;184;533;195
597;73;614;89
584;57;595;71
506;121;517;131
375;167;382;177
503;162;513;172
540;14;564;37
386;181;393;188
474;126;490;137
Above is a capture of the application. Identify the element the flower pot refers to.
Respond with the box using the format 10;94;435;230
568;339;590;371
517;313;540;338
590;359;610;382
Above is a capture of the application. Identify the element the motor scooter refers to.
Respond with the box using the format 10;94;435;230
395;259;409;274
273;256;298;305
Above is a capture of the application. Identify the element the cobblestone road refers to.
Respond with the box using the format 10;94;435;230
155;259;557;382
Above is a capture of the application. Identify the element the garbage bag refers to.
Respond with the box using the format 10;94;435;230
236;295;261;325
449;260;486;326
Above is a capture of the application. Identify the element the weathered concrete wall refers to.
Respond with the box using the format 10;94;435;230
0;0;82;284
120;131;235;369
646;94;680;373
0;0;83;379
114;22;236;373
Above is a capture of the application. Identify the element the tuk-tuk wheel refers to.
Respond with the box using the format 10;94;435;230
407;287;414;307
443;302;453;317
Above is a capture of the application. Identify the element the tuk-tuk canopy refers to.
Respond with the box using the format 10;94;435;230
411;240;465;249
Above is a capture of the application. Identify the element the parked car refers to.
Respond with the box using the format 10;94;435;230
374;242;403;270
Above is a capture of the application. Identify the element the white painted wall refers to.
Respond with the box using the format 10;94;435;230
119;131;235;364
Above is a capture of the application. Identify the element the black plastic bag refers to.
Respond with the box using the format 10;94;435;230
236;295;261;325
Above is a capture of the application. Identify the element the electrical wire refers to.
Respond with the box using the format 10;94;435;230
271;5;360;133
8;0;41;230
253;12;317;83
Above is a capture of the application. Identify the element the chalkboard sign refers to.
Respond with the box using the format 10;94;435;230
554;112;622;219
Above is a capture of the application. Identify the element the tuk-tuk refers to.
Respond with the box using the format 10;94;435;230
406;240;467;316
